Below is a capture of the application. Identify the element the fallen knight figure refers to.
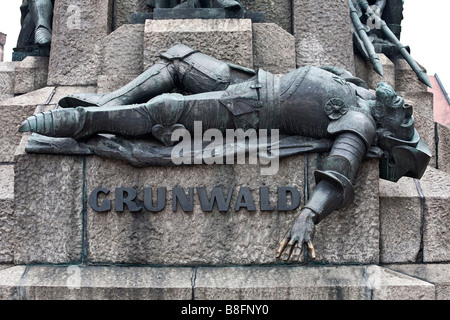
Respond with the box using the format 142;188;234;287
19;44;431;261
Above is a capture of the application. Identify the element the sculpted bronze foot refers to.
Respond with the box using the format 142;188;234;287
34;26;52;45
58;93;106;108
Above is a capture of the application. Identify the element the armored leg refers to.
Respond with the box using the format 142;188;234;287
19;103;156;140
29;0;53;45
58;44;255;108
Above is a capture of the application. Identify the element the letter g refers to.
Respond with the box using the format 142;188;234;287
89;188;111;212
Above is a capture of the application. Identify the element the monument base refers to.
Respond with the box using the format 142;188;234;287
0;264;438;300
130;8;265;24
12;45;50;62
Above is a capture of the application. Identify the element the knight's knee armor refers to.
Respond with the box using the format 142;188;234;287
58;44;255;108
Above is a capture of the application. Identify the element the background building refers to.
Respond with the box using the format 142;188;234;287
429;74;450;127
0;32;6;62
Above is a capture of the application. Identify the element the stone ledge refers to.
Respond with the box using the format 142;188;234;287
0;87;56;163
0;265;436;300
0;164;14;263
415;167;450;263
379;177;422;263
386;263;450;300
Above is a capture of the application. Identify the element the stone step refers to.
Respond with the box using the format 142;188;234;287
0;265;435;300
437;122;450;174
0;164;14;264
387;263;450;300
379;166;450;264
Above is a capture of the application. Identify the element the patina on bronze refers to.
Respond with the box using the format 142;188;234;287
131;0;265;22
19;44;431;261
14;0;54;61
351;0;431;87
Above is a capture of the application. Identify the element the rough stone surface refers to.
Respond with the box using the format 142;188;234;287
293;0;355;73
13;135;84;264
0;265;436;300
413;110;436;168
47;0;112;86
81;153;380;265
85;155;303;265
0;87;56;163
12;266;192;300
0;165;14;264
0;62;15;101
307;155;380;264
194;265;434;300
144;19;254;70
14;57;49;95
371;266;434;300
97;74;142;94
252;23;296;75
437;123;450;175
387;264;450;300
379;177;422;263
97;24;145;93
241;0;292;33
416;166;450;263
114;0;150;29
354;54;395;90
15;147;380;266
0;265;14;272
401;91;434;121
390;56;428;93
0;266;27;300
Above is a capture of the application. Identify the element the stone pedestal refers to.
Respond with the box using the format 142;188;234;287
0;165;14;264
293;0;355;73
47;0;113;86
14;57;49;95
437;123;450;175
355;54;396;90
97;24;145;93
13;133;380;266
97;19;295;93
241;0;292;33
144;19;254;70
2;0;450;301
0;63;15;102
0;264;436;300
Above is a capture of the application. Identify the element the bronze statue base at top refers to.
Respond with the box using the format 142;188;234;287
14;0;54;61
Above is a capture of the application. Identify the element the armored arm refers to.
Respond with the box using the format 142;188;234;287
277;111;376;261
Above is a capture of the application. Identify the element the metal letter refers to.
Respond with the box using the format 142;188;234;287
115;187;142;212
143;187;167;212
172;187;194;212
234;187;256;211
89;187;111;212
277;187;301;211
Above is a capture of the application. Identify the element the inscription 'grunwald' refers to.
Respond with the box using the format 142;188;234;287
89;186;302;213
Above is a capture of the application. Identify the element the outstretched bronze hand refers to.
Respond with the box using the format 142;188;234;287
276;208;316;261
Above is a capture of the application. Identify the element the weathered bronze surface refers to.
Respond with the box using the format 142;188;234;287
19;44;431;261
148;0;243;10
133;0;266;22
13;0;53;61
350;0;431;87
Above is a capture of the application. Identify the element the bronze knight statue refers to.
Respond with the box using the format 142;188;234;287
350;0;431;88
17;0;54;47
148;0;243;10
19;44;431;261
